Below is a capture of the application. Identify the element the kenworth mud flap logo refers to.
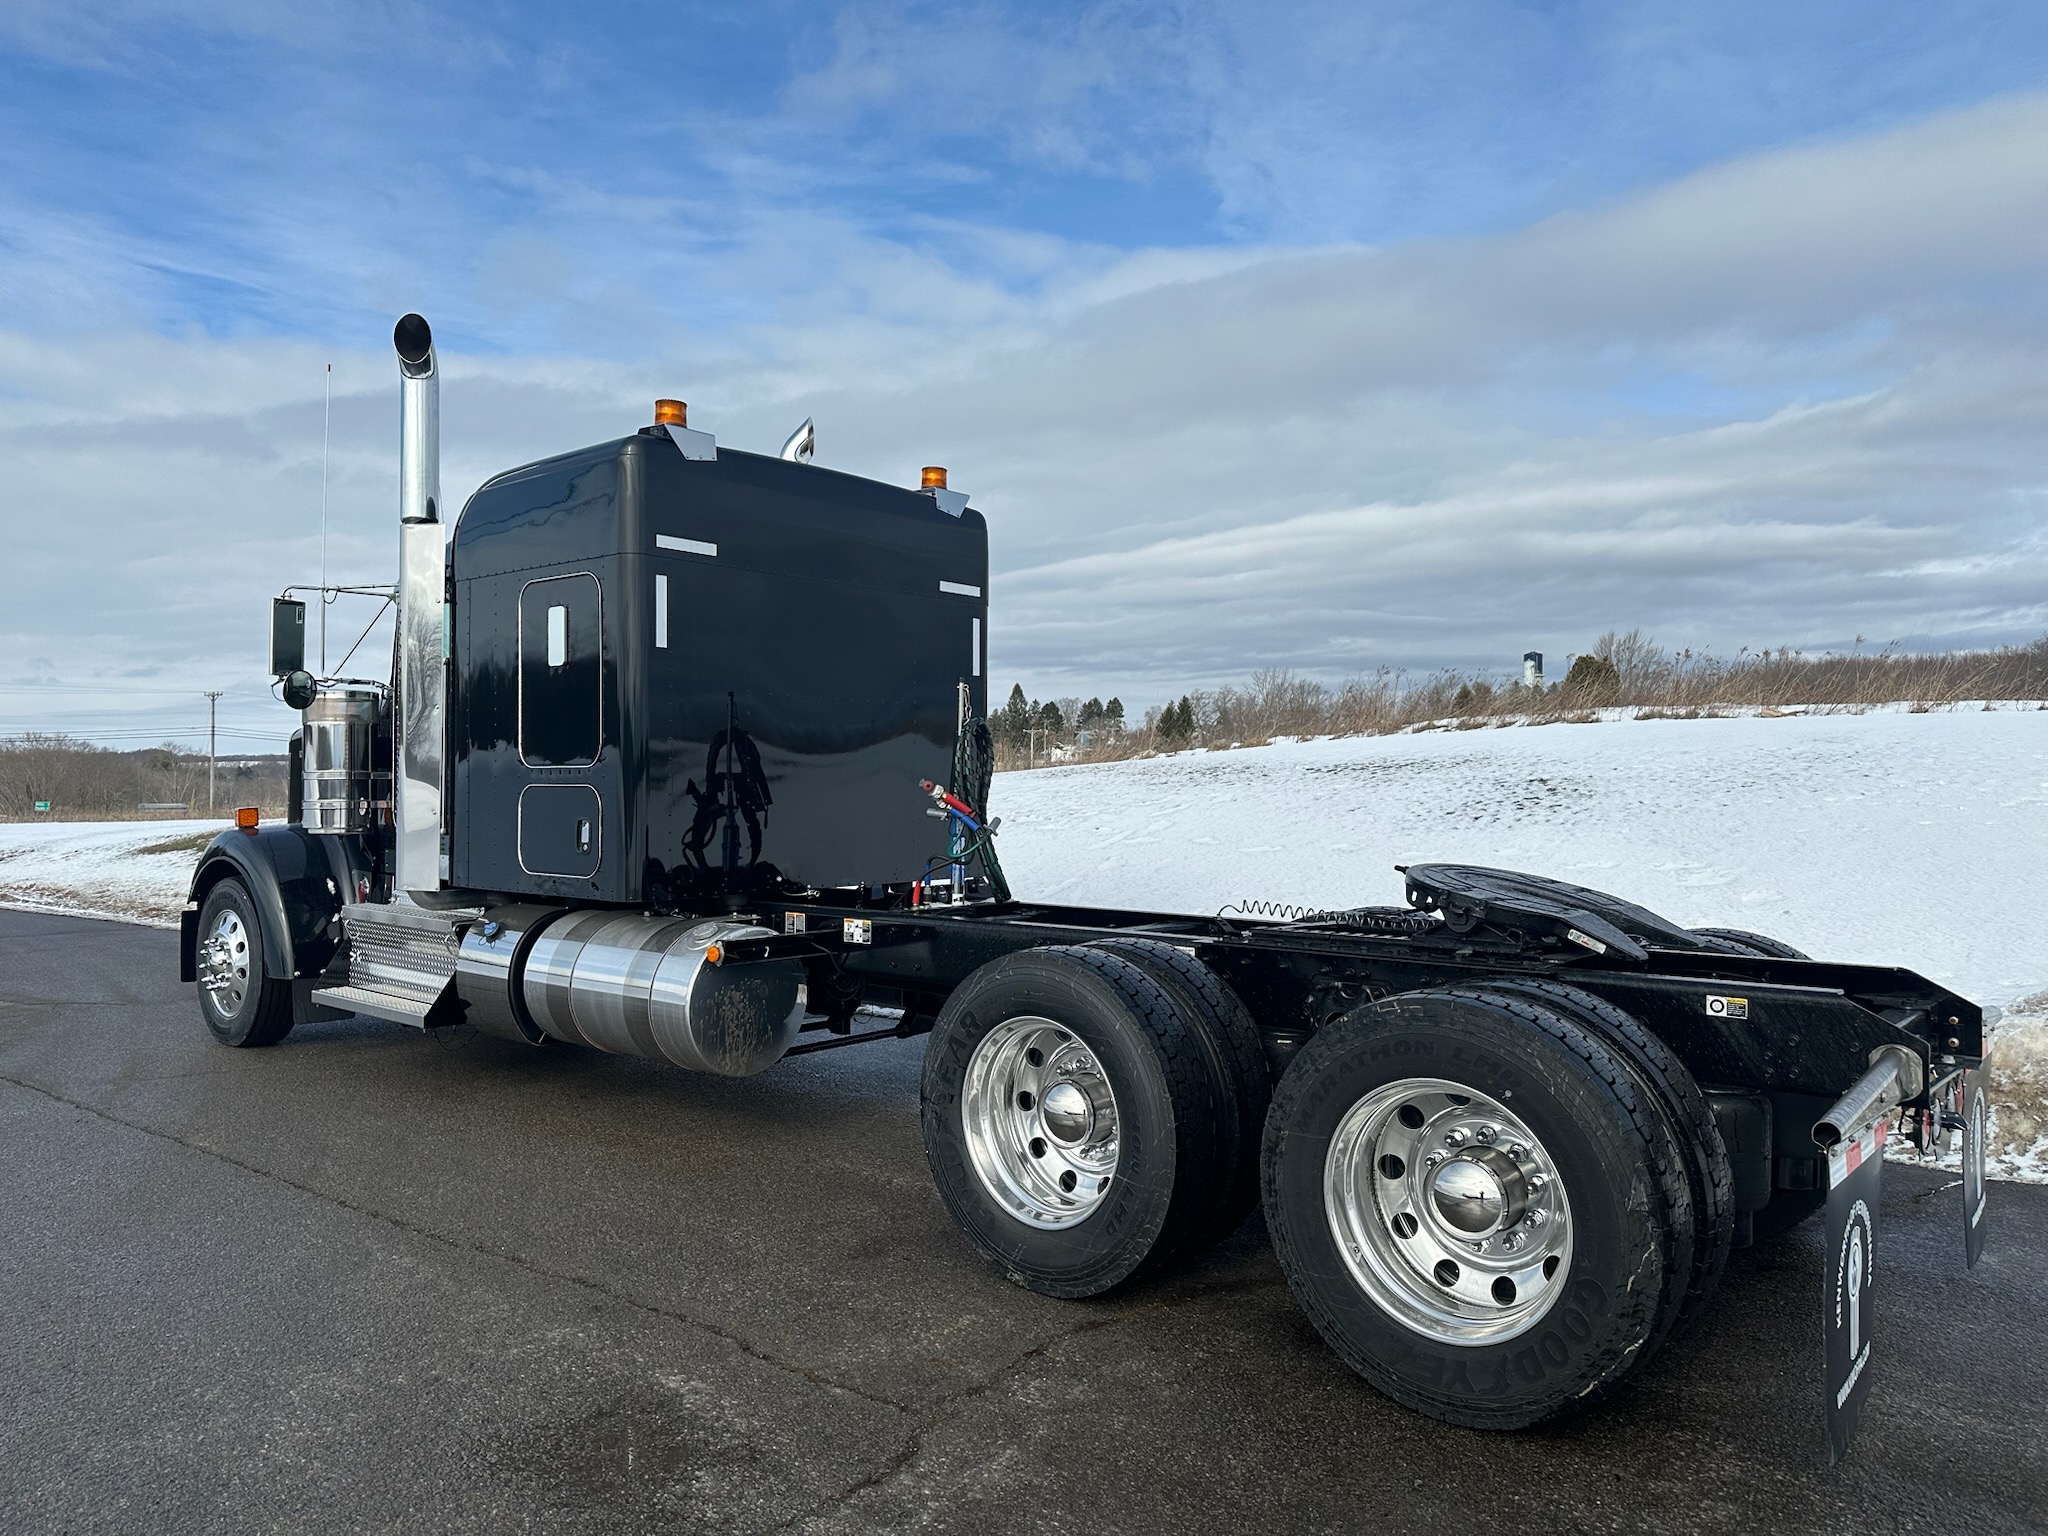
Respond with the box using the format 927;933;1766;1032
1823;1119;1885;1462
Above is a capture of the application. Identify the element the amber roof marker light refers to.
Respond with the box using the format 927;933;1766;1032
654;399;687;426
917;464;969;516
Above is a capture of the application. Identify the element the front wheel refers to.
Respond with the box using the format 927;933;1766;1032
194;878;295;1048
1262;987;1690;1429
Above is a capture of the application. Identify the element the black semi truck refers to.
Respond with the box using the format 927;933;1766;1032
181;314;1991;1456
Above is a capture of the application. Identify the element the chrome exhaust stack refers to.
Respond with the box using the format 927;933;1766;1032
392;313;447;900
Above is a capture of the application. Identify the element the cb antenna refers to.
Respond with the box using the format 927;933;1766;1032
319;361;332;671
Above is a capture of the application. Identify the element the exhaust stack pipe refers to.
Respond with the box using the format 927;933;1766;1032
393;313;447;900
1813;1044;1925;1150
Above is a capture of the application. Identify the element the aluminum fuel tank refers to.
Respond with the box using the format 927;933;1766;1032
507;909;801;1076
453;903;568;1045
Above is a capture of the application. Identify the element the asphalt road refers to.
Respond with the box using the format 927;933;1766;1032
0;907;2042;1535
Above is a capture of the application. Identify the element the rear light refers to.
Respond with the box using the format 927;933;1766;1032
235;807;261;831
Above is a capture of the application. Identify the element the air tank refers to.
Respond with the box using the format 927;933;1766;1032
456;908;802;1076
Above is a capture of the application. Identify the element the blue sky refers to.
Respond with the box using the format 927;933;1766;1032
3;2;2047;747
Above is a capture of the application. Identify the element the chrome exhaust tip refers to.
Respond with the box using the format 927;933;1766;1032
394;312;434;376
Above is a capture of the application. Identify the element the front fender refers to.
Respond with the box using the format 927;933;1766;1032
182;825;354;981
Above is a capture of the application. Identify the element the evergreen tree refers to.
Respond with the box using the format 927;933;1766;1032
1159;697;1196;744
1562;654;1621;705
1106;697;1125;728
999;684;1031;746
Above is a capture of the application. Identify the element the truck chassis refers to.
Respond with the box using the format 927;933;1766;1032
178;313;1991;1459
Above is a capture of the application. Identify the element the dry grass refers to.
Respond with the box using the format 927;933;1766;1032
0;734;289;823
134;830;224;856
1988;992;2048;1170
999;632;2048;770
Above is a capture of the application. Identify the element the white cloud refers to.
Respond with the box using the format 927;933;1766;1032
3;90;2047;744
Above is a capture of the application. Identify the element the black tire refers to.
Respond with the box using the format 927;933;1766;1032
1262;987;1690;1429
194;878;295;1048
1690;926;1810;961
1088;938;1270;1248
1462;978;1733;1337
921;945;1228;1299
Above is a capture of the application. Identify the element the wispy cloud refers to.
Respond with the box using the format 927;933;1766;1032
1;4;2044;742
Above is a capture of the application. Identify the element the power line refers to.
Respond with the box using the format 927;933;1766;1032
0;682;266;696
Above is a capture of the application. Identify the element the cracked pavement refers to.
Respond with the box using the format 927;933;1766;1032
1;908;2043;1534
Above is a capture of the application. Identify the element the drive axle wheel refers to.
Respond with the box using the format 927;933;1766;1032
1464;978;1732;1339
1263;987;1689;1429
1086;937;1269;1249
195;878;294;1048
963;1015;1123;1228
922;946;1228;1298
1325;1078;1574;1343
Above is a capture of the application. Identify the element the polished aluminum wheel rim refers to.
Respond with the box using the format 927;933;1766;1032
197;907;252;1018
963;1015;1120;1228
1325;1077;1572;1345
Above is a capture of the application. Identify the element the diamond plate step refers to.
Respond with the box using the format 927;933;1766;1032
309;983;440;1027
330;902;480;1028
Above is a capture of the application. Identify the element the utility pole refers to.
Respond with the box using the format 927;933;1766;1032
205;690;223;813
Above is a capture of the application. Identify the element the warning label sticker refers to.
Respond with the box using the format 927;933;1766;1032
1705;994;1749;1020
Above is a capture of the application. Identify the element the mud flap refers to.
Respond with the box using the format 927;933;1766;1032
1961;1067;1988;1269
1822;1118;1885;1463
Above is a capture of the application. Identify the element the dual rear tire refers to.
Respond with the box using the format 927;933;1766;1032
923;947;1729;1429
1260;987;1710;1428
919;943;1263;1299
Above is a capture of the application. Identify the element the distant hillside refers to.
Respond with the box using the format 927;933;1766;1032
0;735;289;821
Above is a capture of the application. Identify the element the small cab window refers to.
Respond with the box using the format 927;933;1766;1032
520;574;601;766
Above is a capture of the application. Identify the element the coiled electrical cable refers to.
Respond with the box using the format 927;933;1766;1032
1219;899;1438;937
949;717;1011;901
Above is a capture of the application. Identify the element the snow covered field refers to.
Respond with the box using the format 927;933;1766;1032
993;708;2048;1179
0;819;221;927
2;707;2042;1176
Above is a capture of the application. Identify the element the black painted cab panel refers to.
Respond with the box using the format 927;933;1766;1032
449;431;988;904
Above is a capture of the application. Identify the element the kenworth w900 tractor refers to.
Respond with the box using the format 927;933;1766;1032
181;314;1991;1458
